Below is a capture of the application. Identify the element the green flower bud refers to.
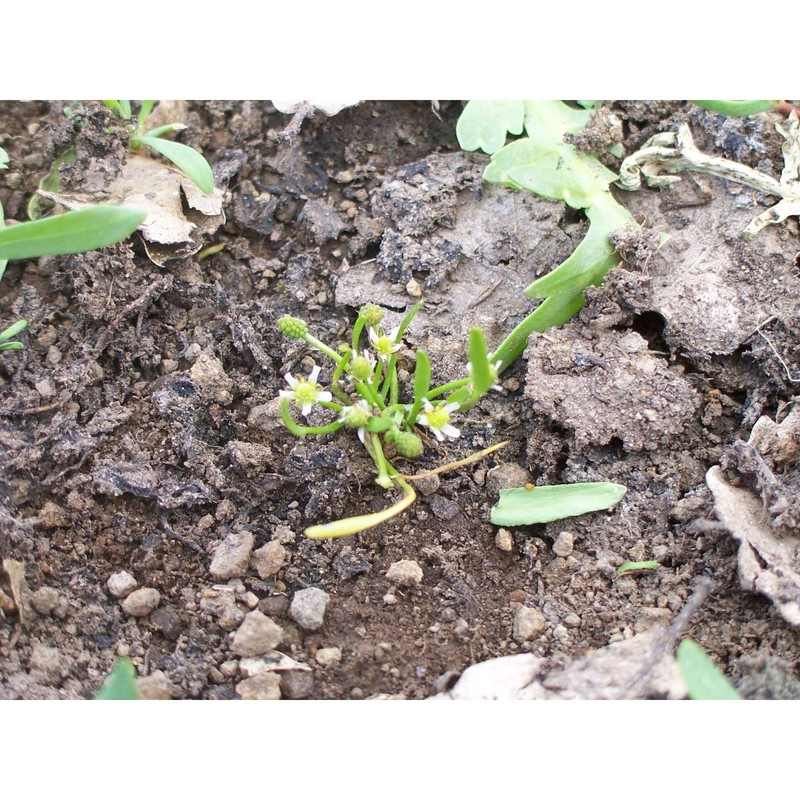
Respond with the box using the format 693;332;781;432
341;401;370;430
359;303;384;327
392;430;423;459
277;315;308;339
349;352;375;382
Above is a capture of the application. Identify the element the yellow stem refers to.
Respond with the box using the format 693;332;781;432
400;441;509;482
303;477;417;539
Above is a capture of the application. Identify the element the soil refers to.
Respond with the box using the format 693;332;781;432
2;100;799;700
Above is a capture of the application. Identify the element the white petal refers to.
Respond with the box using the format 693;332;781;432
368;327;379;344
317;391;332;403
443;402;460;413
301;402;314;417
442;424;461;439
309;365;322;383
422;399;434;412
285;373;298;387
431;428;445;442
357;427;366;444
279;389;295;400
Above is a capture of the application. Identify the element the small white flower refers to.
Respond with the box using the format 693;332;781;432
418;399;461;442
279;364;332;417
368;325;402;362
467;359;503;392
348;349;377;383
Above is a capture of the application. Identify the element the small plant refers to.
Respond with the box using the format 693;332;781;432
94;658;139;700
677;639;741;700
0;146;145;351
457;100;639;362
490;481;627;526
104;100;215;195
277;302;507;538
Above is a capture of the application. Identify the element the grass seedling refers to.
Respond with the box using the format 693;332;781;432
0;146;145;350
616;560;661;575
277;303;509;538
104;100;215;195
677;639;742;700
490;481;627;526
94;658;139;700
458;101;639;366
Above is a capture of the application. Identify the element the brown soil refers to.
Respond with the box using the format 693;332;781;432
2;100;799;700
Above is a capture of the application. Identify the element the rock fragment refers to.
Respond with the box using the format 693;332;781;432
385;559;423;588
121;588;161;618
236;672;281;700
289;587;331;631
512;605;547;642
209;530;255;580
30;587;60;616
107;571;138;599
251;541;287;579
315;647;342;667
231;610;284;657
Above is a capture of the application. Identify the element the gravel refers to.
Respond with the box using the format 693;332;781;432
107;571;138;598
289;587;330;631
385;559;423;587
553;531;574;557
236;672;281;700
121;588;161;617
251;541;287;579
209;530;255;580
512;605;547;641
231;610;284;656
30;587;60;615
315;647;342;666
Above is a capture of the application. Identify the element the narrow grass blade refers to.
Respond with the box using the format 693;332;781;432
490;482;627;526
137;100;157;127
0;319;29;342
95;658;139;700
0;206;146;260
414;349;431;400
136;135;214;194
144;123;188;139
467;328;492;396
691;100;775;117
677;639;741;700
104;100;131;119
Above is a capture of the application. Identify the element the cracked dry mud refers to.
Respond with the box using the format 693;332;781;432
2;101;799;700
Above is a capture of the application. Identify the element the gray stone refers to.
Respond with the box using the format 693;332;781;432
495;529;514;552
107;571;138;598
137;671;173;699
486;463;533;494
289;587;331;631
251;541;287;579
430;495;460;521
513;605;547;642
231;610;284;657
315;647;342;666
385;559;423;587
121;588;161;618
30;587;60;616
553;531;574;557
281;670;314;699
209;530;255;580
236;672;281;700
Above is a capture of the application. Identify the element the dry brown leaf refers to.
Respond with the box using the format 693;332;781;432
2;558;29;626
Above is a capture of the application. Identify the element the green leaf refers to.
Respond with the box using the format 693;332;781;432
490;482;627;526
617;560;660;575
104;100;132;120
467;328;492;396
677;639;742;700
0;147;9;170
144;123;188;139
367;416;395;433
691;100;775;117
0;319;29;342
137;100;157;127
456;100;525;155
0;206;146;261
135;134;214;195
0;340;24;351
414;349;431;401
95;658;139;700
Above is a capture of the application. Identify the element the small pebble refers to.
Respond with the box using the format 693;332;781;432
236;672;281;700
121;588;161;618
243;592;259;610
383;592;398;606
231;610;284;657
315;647;342;667
414;473;440;497
553;531;574;557
29;643;68;686
634;607;672;633
385;559;423;588
107;571;138;599
487;463;533;494
430;495;459;521
251;541;287;579
150;606;183;640
512;605;546;642
137;671;173;700
495;529;514;552
209;530;255;580
30;587;60;616
563;612;581;628
282;671;314;699
220;660;239;678
290;587;330;631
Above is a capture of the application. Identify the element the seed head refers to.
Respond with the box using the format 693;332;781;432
277;315;308;339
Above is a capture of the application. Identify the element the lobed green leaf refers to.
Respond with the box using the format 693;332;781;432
0;206;146;260
136;134;215;195
456;100;525;155
490;482;627;526
676;639;741;700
